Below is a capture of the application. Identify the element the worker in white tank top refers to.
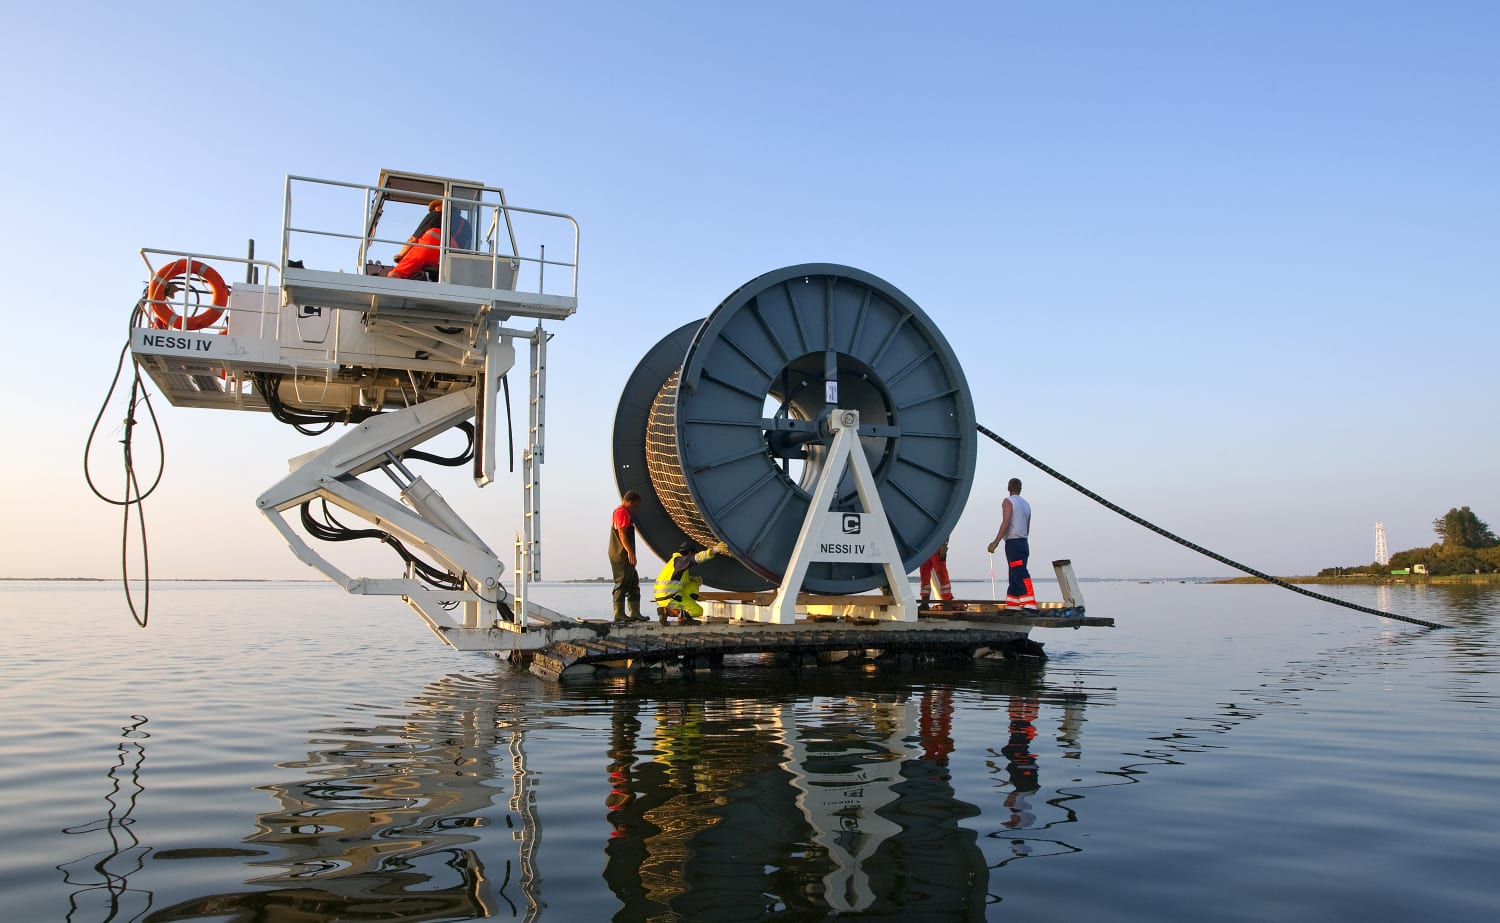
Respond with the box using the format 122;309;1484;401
987;478;1036;610
1004;494;1031;539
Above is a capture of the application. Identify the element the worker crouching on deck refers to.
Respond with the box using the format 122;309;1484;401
654;541;729;625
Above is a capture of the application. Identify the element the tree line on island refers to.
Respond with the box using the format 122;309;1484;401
1320;506;1500;577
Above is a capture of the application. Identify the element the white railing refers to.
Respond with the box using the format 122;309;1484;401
280;175;580;300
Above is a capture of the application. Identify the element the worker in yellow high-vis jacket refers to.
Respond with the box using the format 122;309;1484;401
654;540;729;624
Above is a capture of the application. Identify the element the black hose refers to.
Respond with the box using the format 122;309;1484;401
250;372;383;436
299;499;463;591
84;302;164;628
502;373;514;473
250;372;335;435
403;421;475;467
976;423;1449;631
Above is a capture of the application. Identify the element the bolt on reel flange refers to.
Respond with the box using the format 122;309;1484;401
612;264;976;594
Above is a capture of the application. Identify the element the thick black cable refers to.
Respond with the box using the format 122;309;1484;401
975;423;1449;631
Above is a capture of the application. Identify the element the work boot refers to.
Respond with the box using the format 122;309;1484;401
678;614;699;625
657;607;671;625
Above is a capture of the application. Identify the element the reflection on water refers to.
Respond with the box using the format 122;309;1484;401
603;686;996;918
146;673;542;922
58;716;153;922
85;641;1467;921
128;663;1105;921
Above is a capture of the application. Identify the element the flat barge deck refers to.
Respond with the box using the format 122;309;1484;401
525;600;1113;679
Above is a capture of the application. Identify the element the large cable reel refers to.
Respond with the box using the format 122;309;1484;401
612;264;976;594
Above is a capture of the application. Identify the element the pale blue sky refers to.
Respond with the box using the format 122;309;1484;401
3;1;1495;582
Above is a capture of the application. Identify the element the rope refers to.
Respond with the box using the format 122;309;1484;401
84;302;163;628
976;423;1449;631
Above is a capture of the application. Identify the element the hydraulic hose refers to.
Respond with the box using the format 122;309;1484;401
84;300;164;627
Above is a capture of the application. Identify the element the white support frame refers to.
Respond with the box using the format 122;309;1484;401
256;388;519;642
732;409;918;625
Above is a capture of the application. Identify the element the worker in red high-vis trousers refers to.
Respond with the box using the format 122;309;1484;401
987;478;1036;612
918;539;954;609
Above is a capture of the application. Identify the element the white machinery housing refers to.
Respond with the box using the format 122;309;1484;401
131;171;576;649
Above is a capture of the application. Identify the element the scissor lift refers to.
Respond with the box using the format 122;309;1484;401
130;170;581;650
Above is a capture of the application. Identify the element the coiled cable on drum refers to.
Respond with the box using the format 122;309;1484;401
644;369;720;549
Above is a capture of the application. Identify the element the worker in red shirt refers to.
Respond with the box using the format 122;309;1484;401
609;491;648;623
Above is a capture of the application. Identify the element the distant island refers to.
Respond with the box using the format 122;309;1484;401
1214;573;1499;586
1311;506;1499;580
1214;506;1500;586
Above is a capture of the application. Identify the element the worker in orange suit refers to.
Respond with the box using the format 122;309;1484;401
919;539;954;609
388;199;467;280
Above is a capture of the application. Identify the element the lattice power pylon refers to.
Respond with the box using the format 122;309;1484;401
1375;522;1389;566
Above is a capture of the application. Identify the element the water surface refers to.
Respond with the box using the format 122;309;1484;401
1;580;1496;921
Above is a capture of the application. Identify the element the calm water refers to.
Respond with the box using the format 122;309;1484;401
1;579;1496;922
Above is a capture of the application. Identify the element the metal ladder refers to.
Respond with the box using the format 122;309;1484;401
515;324;547;617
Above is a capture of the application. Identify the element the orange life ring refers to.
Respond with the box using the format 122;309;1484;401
147;259;228;331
